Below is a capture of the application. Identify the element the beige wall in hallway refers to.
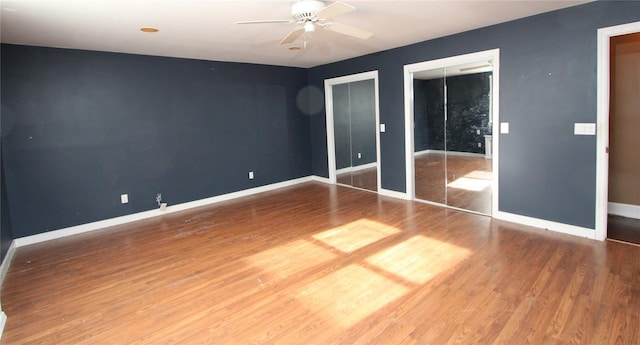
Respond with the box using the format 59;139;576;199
609;32;640;206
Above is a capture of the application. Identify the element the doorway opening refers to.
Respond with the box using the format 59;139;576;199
325;71;381;192
596;22;640;242
404;49;499;216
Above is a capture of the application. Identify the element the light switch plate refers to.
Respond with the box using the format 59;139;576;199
500;122;509;134
121;194;128;204
574;123;596;135
380;123;386;133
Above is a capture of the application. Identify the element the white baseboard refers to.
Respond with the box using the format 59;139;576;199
381;191;597;241
10;173;606;249
415;149;444;156
0;241;17;289
608;202;640;219
310;175;331;184
14;176;315;247
362;187;598;241
494;211;597;240
379;188;410;200
336;162;377;175
414;149;485;158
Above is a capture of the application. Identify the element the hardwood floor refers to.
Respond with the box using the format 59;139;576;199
337;167;377;192
2;182;639;344
415;153;492;214
336;153;493;215
608;214;640;245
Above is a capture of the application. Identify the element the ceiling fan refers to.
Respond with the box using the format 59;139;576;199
235;0;373;46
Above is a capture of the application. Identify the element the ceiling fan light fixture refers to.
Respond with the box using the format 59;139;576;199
303;21;316;33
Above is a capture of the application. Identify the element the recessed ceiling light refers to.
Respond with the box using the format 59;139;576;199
140;27;159;33
289;46;301;51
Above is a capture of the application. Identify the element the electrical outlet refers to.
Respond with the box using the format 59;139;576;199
478;142;482;147
249;171;254;180
358;152;362;159
121;194;128;204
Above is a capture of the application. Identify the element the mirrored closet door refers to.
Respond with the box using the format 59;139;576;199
326;72;380;192
410;56;496;215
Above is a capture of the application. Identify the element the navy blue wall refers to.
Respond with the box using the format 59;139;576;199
347;79;377;168
332;83;352;169
414;78;445;152
309;1;640;229
1;45;311;237
1;155;13;261
1;52;13;259
1;1;639;239
333;79;377;170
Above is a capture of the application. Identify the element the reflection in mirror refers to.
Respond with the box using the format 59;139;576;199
333;79;377;192
413;62;493;214
444;72;492;214
413;70;446;204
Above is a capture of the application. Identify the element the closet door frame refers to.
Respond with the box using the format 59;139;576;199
325;70;381;191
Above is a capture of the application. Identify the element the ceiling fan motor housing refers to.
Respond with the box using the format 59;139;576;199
292;0;326;21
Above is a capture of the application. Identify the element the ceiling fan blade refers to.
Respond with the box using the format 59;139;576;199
280;27;305;45
316;1;355;19
325;22;373;40
235;19;295;25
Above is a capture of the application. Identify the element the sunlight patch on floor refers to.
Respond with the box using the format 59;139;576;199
464;169;492;180
448;174;491;192
312;219;400;253
246;239;337;281
296;264;409;328
366;235;471;284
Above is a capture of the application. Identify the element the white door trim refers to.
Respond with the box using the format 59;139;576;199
403;49;500;216
595;21;640;241
324;71;381;191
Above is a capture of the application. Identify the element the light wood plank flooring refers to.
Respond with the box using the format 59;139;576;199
335;153;493;215
1;182;639;344
337;167;377;192
608;214;640;245
415;153;492;215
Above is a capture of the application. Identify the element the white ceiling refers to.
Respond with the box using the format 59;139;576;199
1;0;593;68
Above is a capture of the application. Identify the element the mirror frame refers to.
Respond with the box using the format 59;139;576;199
403;49;500;215
325;70;381;191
